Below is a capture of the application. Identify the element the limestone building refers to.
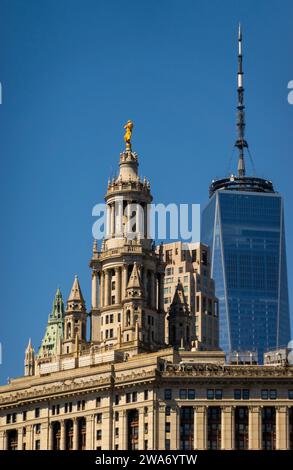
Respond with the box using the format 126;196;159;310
162;242;219;350
0;125;293;451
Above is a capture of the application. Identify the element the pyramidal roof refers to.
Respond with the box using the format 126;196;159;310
171;280;188;308
127;263;143;290
68;275;85;303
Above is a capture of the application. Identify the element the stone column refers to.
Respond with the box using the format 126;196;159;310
194;406;207;450
49;423;54;450
106;205;110;238
157;405;165;450
73;418;78;450
119;410;127;450
100;272;104;308
122;265;128;300
104;269;110;307
86;415;94;450
249;406;261;450
115;267;121;304
91;270;98;309
1;431;7;451
276;406;289;450
221;406;234;450
40;423;48;450
26;425;33;450
17;428;23;450
101;411;112;450
148;406;155;450
111;204;115;237
60;420;65;450
138;408;145;450
170;406;179;450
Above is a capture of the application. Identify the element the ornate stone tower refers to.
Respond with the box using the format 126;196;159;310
63;276;87;354
38;288;65;358
90;122;166;355
24;339;35;376
168;280;195;349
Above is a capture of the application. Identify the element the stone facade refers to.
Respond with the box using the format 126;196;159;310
1;129;292;451
1;349;293;450
161;241;219;349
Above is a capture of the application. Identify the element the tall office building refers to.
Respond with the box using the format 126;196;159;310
161;241;219;350
201;26;291;361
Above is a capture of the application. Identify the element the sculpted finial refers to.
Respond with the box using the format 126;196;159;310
124;120;134;150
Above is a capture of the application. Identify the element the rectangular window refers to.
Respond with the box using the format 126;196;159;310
35;408;40;418
165;439;170;450
207;389;214;400
165;406;171;416
23;411;27;421
164;389;172;400
96;397;101;407
144;440;148;450
288;390;293;400
35;423;41;434
269;390;277;400
115;395;119;405
179;389;187;399
56;404;60;415
144;406;148;415
144;423;148;434
82;400;85;410
115;411;119;421
261;389;269;400
52;405;56;415
96;430;102;441
115;427;119;437
179;267;183;274
126;393;131;403
165;422;171;433
35;440;40;450
144;390;148;401
110;329;113;338
132;392;137;402
96;413;102;424
6;414;11;424
215;389;222;400
118;313;121;322
242;389;250;400
234;389;241;400
69;402;72;412
188;389;196;400
110;314;114;323
65;403;68;413
12;413;17;423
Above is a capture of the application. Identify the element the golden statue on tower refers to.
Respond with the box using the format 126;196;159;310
124;120;134;150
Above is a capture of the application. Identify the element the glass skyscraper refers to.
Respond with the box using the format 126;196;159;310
201;178;290;361
201;26;291;362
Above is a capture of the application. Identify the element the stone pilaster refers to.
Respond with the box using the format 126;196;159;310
221;406;234;450
170;406;179;450
194;406;207;449
60;419;65;450
157;405;165;450
86;414;95;450
91;270;98;309
249;406;261;450
101;410;112;450
73;418;78;450
276;406;289;450
138;408;145;450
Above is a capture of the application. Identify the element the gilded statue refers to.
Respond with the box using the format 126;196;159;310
124;120;134;149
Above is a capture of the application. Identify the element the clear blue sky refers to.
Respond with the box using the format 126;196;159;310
0;0;292;383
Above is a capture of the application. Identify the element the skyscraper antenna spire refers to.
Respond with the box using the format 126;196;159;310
235;23;248;177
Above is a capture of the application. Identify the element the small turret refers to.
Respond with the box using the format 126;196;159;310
168;280;195;350
38;288;65;358
24;338;35;376
63;276;87;354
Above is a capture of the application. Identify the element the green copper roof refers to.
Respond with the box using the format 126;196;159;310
38;288;65;358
